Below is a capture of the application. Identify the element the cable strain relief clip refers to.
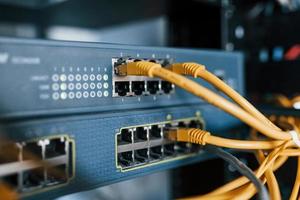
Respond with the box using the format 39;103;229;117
289;130;300;147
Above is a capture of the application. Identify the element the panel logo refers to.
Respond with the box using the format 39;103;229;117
0;52;9;64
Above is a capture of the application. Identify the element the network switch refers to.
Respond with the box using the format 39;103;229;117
0;37;243;119
1;104;242;200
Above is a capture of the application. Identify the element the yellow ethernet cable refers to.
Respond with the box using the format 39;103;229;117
256;150;281;200
289;157;300;200
168;62;280;131
115;61;291;140
166;128;285;150
251;129;281;200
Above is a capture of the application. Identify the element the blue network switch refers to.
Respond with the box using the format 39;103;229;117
3;105;242;200
0;38;244;199
0;38;243;119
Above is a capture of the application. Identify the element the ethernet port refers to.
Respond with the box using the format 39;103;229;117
149;125;161;139
190;144;200;152
134;127;148;141
126;57;135;62
163;123;173;138
163;123;172;131
115;81;129;96
165;123;172;128
176;142;191;153
2;174;18;188
120;129;132;144
160;59;171;67
150;146;162;160
23;167;44;188
148;59;157;63
164;144;175;156
188;120;203;129
0;143;19;164
45;138;66;158
118;151;134;167
147;81;159;95
178;121;187;128
134;149;148;163
131;81;145;95
161;81;173;94
114;59;126;75
23;142;42;160
46;164;67;184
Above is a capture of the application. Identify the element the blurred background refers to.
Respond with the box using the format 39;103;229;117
0;0;300;199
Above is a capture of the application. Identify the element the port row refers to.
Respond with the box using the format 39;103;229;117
113;57;172;71
0;136;74;194
114;80;174;97
112;57;175;97
116;119;204;170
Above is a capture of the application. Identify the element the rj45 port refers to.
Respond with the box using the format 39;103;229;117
45;138;66;158
134;127;148;141
147;81;159;95
115;81;130;96
161;81;173;94
132;81;145;95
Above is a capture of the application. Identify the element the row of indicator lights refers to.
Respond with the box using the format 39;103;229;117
52;90;109;100
52;74;109;82
52;82;109;91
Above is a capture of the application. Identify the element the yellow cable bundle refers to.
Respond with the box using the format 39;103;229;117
115;60;300;200
167;128;285;150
